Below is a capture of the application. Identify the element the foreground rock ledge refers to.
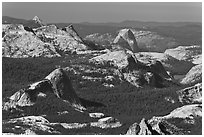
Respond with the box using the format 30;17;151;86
126;104;202;135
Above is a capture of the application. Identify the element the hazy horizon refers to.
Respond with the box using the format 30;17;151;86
2;2;202;23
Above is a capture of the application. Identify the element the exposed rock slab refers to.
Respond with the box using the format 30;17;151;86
132;30;178;52
127;103;202;135
89;113;105;118
164;104;202;119
45;68;85;110
90;50;130;69
2;116;60;135
113;29;139;53
135;52;194;75
2;24;61;58
2;23;88;58
165;45;202;64
180;64;202;85
3;68;85;112
90;50;174;88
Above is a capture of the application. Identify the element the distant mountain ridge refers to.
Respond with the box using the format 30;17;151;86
80;20;201;28
2;16;202;47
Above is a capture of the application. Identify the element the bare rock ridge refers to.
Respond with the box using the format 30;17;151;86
165;46;202;85
62;24;83;43
2;115;122;135
165;45;202;65
2;24;61;58
34;24;88;53
85;29;178;52
113;29;139;53
45;68;84;109
2;23;88;58
4;68;85;111
134;52;194;75
90;50;174;88
180;64;202;85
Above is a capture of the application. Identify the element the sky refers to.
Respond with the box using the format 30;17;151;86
2;2;202;23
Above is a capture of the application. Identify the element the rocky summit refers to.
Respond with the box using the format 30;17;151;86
113;29;139;53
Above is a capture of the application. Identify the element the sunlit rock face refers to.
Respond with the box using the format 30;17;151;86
3;68;85;112
131;30;178;52
34;24;88;54
2;24;61;58
90;50;174;88
126;104;202;135
87;28;178;52
165;45;202;65
134;52;194;75
2;23;88;58
45;68;85;110
180;64;202;85
113;29;139;53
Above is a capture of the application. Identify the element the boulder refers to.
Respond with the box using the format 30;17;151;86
89;113;105;118
98;117;117;123
90;117;122;129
